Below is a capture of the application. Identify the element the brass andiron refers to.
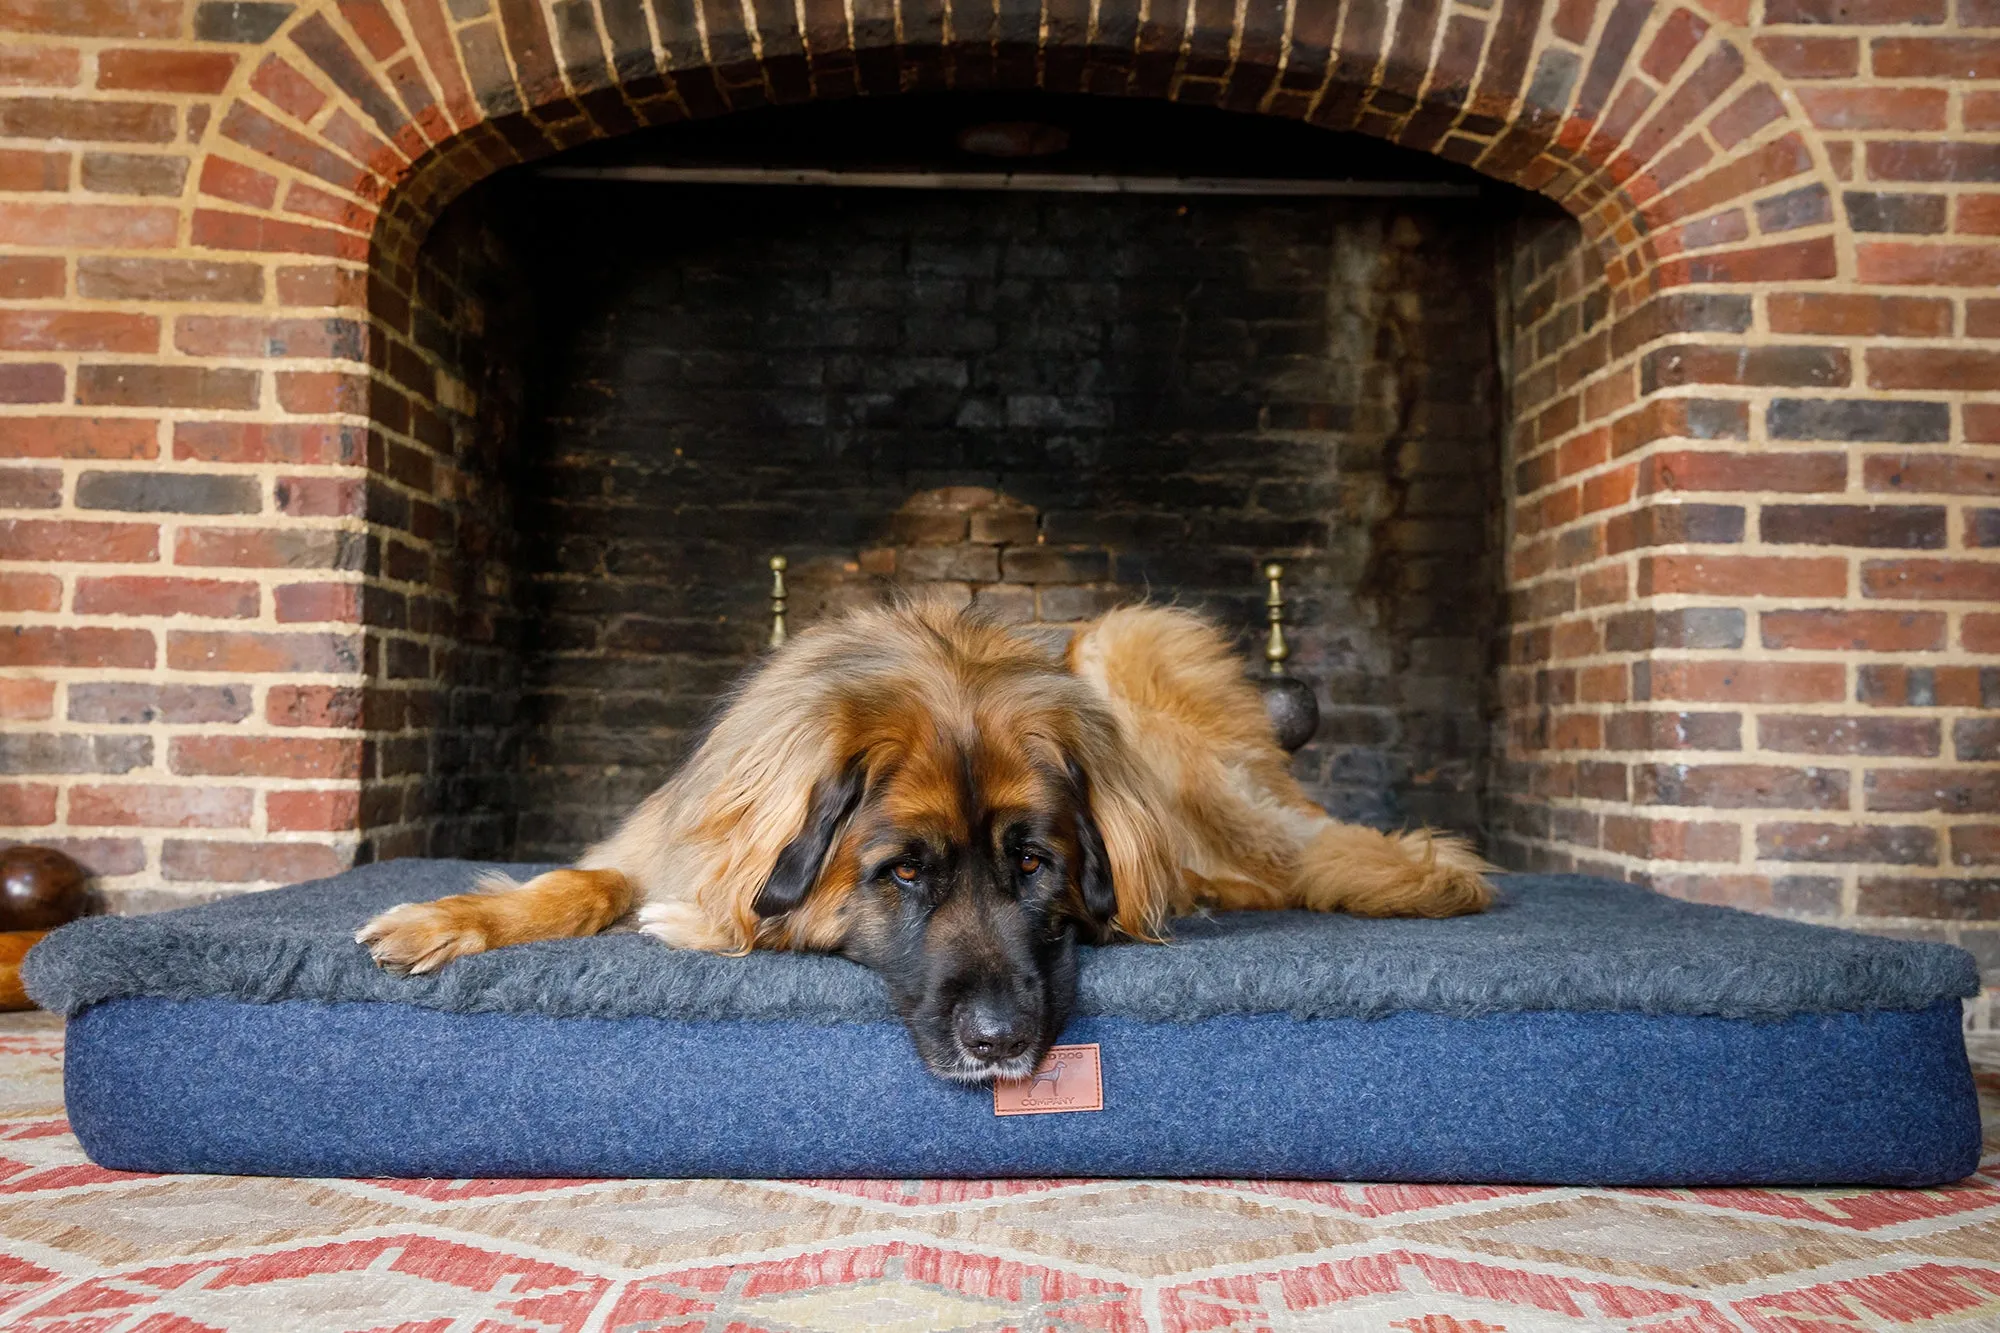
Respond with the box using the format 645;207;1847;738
1256;562;1319;752
768;554;789;649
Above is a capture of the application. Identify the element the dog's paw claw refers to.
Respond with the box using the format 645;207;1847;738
357;901;487;974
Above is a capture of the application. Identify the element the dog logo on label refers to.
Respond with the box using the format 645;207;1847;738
994;1043;1103;1116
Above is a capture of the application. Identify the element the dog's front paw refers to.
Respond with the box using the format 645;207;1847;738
355;899;489;974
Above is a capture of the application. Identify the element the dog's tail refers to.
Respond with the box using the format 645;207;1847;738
1287;822;1493;918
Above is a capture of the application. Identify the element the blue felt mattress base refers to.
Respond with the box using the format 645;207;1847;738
65;995;1980;1186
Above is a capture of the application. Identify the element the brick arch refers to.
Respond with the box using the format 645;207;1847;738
171;0;1856;869
190;0;1844;294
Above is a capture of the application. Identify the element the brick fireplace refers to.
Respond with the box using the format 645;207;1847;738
2;0;1998;997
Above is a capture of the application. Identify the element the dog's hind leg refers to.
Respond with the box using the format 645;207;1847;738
356;868;633;974
1288;822;1492;918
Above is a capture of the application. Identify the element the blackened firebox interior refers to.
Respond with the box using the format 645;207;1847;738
415;93;1558;861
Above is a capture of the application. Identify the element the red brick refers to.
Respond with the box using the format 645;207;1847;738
0;309;155;352
70;783;253;828
161;839;349;883
0;95;173;141
276;370;368;414
166;630;362;674
0;463;57;508
1871;37;2000;79
1766;292;1951;337
275;264;368;308
0;0;180;37
1857;243;2000;286
0;254;62;298
275;475;364;517
1759;715;1940;756
0;784;54;826
0;201;175;247
1858;878;2000;921
0;45;82;86
1640;554;1848;598
73;150;188;197
1965;614;2000;652
0;626;154;668
1865;140;2000;182
0;416;155;460
0;516;156;562
0;571;57;611
266;788;361;831
1754;34;1858;79
198;155;278;210
74;576;258;619
282;179;373;230
82;149;185;197
1640;451;1845;495
1867;348;2000;391
1865;454;2000;496
1857;664;1986;706
1636;763;1848;809
175;526;360;570
170;735;364;779
267;684;364;728
1768;0;1941;19
0;363;61;401
0;678;54;719
1863;559;2000;601
0;147;65;190
1761;608;1945;652
1969;91;2000;131
76;364;259;410
1795;87;1946;132
1971;405;2000;444
250;54;327;121
1957;196;2000;236
274;581;361;623
1759;823;1939;864
1707;85;1785;150
1867;768;2000;815
1645;661;1845;703
1602;815;1741;862
1638;7;1709;81
96;49;237;93
174;314;364;360
191;208;371;263
1953;826;2000;865
175;423;362;467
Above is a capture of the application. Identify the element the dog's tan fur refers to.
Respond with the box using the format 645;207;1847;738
358;603;1491;973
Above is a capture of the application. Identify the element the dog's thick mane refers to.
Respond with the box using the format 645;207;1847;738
585;601;1177;954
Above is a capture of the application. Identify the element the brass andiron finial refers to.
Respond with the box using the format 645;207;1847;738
1263;561;1289;677
768;554;788;649
1254;560;1319;752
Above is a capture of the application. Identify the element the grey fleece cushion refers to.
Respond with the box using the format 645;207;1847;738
24;859;1980;1023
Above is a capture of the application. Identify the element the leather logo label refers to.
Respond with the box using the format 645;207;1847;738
994;1043;1103;1115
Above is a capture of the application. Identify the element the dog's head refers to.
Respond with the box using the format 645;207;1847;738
753;719;1118;1083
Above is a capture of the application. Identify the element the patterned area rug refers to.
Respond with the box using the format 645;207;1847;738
1;1013;1997;1332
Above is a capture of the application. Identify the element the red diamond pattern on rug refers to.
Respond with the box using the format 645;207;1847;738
1;1012;1996;1332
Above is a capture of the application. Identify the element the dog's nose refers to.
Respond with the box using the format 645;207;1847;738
954;1000;1032;1063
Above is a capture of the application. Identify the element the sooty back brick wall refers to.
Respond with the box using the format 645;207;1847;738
489;182;1504;860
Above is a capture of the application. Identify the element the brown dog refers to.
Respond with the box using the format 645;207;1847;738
359;602;1491;1081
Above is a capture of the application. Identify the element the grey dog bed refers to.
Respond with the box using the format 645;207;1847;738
25;861;1984;1184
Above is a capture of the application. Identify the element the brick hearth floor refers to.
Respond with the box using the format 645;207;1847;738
0;1012;1996;1331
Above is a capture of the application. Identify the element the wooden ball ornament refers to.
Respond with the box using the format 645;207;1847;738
1;845;87;930
0;845;89;1012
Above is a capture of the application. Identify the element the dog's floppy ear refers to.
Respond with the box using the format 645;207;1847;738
753;758;866;918
1064;757;1118;931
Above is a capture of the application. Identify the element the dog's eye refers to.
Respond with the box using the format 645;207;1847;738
890;861;921;885
1017;853;1043;876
